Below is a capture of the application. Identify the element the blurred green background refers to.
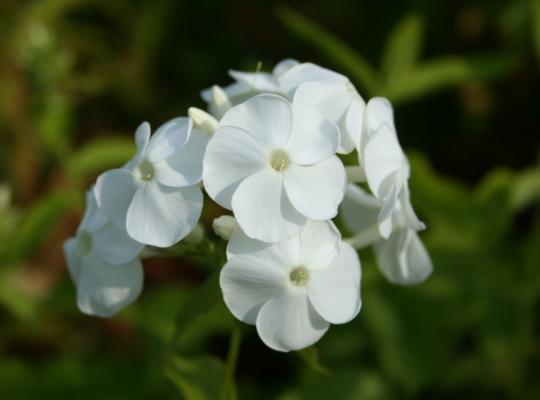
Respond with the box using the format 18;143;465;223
1;0;540;399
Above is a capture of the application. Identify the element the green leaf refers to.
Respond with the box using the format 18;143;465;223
5;190;77;263
166;272;235;400
532;0;540;66
67;138;135;179
275;4;379;95
381;14;423;87
165;355;228;400
0;271;37;321
510;167;540;211
169;272;221;349
296;346;330;375
386;54;517;104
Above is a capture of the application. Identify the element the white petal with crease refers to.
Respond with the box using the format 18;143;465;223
232;168;306;243
284;156;346;220
126;182;202;247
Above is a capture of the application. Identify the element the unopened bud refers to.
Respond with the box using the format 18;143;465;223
212;215;238;241
210;85;232;118
189;107;218;135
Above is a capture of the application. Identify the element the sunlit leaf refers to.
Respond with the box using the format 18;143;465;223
386;54;517;104
532;0;540;66
165;355;227;400
510;167;540;211
6;190;78;262
381;14;423;87
67;138;135;179
296;346;330;375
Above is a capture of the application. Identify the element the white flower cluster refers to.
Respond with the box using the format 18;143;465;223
64;59;432;350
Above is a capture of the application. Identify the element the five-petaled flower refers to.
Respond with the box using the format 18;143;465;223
95;118;208;247
63;189;144;317
341;184;432;285
221;220;361;352
203;94;346;243
356;97;425;238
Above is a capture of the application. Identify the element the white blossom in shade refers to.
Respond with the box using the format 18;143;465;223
202;94;346;243
220;220;361;352
95;118;207;248
359;97;424;238
340;184;432;285
201;59;300;108
63;189;144;317
286;63;365;154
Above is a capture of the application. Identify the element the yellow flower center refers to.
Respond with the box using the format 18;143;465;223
137;159;155;181
269;149;289;172
289;266;309;286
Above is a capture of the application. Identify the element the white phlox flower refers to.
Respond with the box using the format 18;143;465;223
201;59;300;109
202;94;346;243
202;60;364;154
358;97;424;238
63;189;144;317
288;63;366;154
95;118;208;248
340;184;432;285
220;220;361;352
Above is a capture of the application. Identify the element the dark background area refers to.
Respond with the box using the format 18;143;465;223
0;0;539;399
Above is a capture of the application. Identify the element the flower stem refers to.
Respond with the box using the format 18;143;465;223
222;323;242;400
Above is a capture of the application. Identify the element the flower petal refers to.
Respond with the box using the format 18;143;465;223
219;94;292;150
126;122;151;170
226;228;271;259
202;126;266;209
256;289;329;352
307;242;361;324
374;229;432;285
377;175;400;238
345;99;365;153
95;169;138;230
340;185;380;233
298;220;341;271
365;97;395;134
232;168;306;243
63;238;80;282
93;222;144;265
229;70;281;93
399;185;425;231
283;156;346;220
146;117;191;163
279;62;347;95
154;127;209;187
76;254;143;317
126;181;203;247
79;189;108;234
220;251;289;324
364;123;406;199
293;81;351;123
285;102;340;165
227;227;301;265
272;58;300;77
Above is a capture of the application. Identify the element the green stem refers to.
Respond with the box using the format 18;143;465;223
222;323;242;400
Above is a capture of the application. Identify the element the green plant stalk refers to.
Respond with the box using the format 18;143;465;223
222;323;242;400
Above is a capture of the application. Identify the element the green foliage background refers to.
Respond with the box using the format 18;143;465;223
0;0;539;398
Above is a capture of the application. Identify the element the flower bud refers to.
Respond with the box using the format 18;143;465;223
212;215;238;240
210;85;232;118
189;107;218;136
